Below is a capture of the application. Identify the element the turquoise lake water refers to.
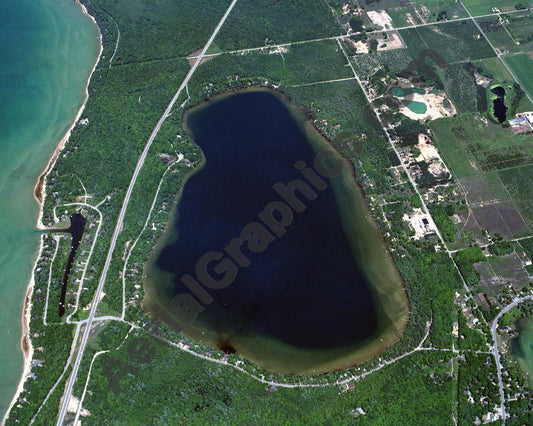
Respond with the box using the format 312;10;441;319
391;87;425;97
391;87;427;114
0;0;98;416
512;317;533;388
403;100;427;114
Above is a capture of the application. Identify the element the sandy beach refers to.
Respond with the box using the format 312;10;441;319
3;1;103;421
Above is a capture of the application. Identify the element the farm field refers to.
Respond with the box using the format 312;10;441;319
475;56;515;80
504;54;533;99
450;171;530;243
399;21;495;64
499;164;533;226
430;113;533;177
462;0;528;16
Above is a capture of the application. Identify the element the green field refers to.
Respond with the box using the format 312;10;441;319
499;164;533;226
504;54;533;99
430;113;533;178
399;21;495;64
462;0;527;16
430;117;478;178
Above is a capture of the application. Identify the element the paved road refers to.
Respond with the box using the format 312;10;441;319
56;1;239;423
460;1;533;104
450;235;533;254
337;38;475;299
491;295;533;425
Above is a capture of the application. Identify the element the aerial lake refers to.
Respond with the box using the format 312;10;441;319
511;317;533;388
144;88;408;374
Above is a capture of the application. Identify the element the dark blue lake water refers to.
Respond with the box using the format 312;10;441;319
153;90;380;351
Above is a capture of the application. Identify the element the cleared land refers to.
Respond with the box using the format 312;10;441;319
458;173;510;205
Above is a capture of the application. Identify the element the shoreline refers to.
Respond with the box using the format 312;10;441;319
3;1;103;422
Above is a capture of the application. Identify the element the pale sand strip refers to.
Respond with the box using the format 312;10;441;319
2;2;103;423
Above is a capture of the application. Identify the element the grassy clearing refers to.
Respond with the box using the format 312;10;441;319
504;54;533;99
462;0;527;16
499;164;533;226
399;21;495;64
210;0;341;51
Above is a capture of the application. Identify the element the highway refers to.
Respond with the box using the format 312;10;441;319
56;0;239;423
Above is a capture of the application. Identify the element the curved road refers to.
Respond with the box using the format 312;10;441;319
56;1;239;423
491;295;533;425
